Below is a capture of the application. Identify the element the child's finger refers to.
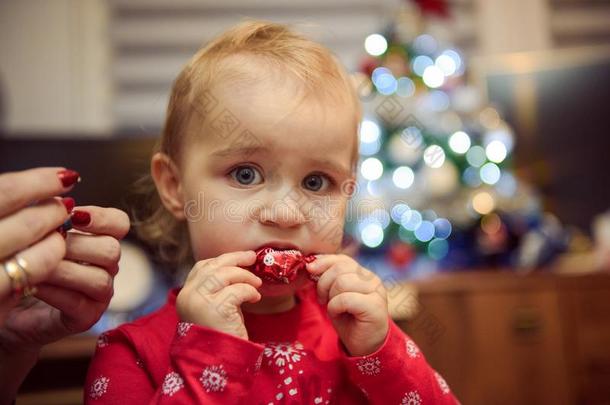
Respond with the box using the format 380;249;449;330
326;291;373;319
216;283;262;308
316;264;356;305
188;251;257;283
328;272;377;301
306;254;358;275
195;266;262;295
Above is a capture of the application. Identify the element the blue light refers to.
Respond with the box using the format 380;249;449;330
480;162;501;185
401;209;422;231
391;203;410;223
433;218;452;239
414;220;435;242
375;73;398;95
412;55;434;76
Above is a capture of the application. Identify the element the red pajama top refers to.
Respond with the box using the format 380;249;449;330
84;284;458;404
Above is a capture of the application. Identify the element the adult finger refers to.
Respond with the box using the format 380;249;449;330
1;231;65;289
0;167;79;217
0;198;69;259
34;284;106;333
64;233;121;274
71;206;130;239
44;260;114;303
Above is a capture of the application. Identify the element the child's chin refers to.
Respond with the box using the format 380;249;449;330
258;272;312;297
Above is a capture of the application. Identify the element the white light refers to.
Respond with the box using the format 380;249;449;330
485;140;508;163
412;55;434;76
435;54;457;76
359;120;381;143
361;222;384;248
449;131;471;154
466;146;486;167
423;145;446;168
422;66;445;88
401;209;422;231
361;157;383;181
480;162;501;185
442;50;462;73
391;203;410;223
364;34;388;56
392;166;415;189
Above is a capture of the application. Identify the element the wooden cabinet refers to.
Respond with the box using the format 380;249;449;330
397;272;610;405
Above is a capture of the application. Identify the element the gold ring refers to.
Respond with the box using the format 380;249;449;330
1;255;36;298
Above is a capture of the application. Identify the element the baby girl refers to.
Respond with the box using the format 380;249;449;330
85;20;458;404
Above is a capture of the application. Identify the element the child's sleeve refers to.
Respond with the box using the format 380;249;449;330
84;323;265;404
339;318;459;404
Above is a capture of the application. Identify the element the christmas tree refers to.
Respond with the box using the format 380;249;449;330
346;1;561;278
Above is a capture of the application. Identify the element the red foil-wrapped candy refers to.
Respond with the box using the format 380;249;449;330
248;247;317;284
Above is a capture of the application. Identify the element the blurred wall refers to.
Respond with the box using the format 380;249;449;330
1;0;609;135
0;0;111;134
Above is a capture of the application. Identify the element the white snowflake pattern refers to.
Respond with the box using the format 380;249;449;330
89;376;109;399
177;321;193;337
254;352;263;372
435;371;450;394
263;341;307;371
356;357;381;376
405;339;420;358
401;390;422;405
200;365;228;393
136;358;144;368
162;371;184;396
96;333;108;348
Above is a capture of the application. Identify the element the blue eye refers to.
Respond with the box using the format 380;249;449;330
229;165;263;185
303;174;331;192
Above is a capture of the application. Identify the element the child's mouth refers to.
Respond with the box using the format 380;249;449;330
247;246;316;284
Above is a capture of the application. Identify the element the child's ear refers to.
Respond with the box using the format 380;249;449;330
151;152;186;220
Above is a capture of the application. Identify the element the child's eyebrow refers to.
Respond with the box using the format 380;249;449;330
210;145;271;158
304;158;352;180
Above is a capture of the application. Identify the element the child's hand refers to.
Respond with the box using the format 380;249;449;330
176;250;262;341
306;254;389;357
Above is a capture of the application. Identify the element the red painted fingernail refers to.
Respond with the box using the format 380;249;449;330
61;197;75;213
71;210;91;226
57;169;81;187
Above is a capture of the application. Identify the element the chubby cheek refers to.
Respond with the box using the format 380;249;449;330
187;219;248;261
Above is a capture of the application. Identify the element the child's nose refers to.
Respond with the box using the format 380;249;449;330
257;196;309;229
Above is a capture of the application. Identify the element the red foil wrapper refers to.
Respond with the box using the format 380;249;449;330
248;247;317;284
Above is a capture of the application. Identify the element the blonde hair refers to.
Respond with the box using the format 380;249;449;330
134;20;362;268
